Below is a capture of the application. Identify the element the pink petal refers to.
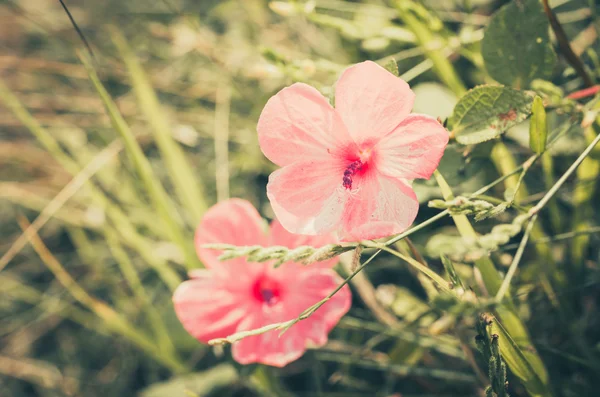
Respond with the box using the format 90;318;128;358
376;114;449;180
232;267;351;367
231;311;307;367
269;220;339;268
195;199;267;269
335;61;415;146
277;265;351;335
257;83;355;167
172;269;260;343
340;174;419;241
267;160;348;236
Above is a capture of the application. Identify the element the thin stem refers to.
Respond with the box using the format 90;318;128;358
385;210;449;246
400;58;434;83
0;140;122;273
507;156;536;205
339;317;464;358
495;214;539;302
542;0;594;87
530;131;600;216
314;352;476;383
368;245;452;293
58;0;95;58
501;226;600;250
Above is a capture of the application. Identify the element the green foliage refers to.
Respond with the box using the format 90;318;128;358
449;85;534;145
2;0;600;396
481;0;556;88
529;96;548;154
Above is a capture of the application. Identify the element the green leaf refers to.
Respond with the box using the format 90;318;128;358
383;58;399;76
449;85;533;145
481;0;556;88
529;96;548;154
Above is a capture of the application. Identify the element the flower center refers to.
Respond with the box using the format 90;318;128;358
252;276;281;306
342;160;363;189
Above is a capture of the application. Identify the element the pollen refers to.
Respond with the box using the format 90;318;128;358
342;160;363;189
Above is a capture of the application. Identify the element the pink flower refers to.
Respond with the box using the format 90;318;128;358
173;199;351;367
258;61;449;241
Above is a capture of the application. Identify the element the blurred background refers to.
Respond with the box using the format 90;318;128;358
1;0;600;396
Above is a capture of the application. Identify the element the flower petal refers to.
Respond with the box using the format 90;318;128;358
257;83;354;167
335;61;415;145
376;114;449;180
231;311;306;367
340;175;419;241
232;267;351;367
195;199;267;269
269;220;339;268
173;270;258;343
278;266;351;336
267;160;348;236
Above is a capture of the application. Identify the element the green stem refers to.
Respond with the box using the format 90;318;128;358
434;171;552;397
496;215;539;301
370;245;452;293
569;124;600;265
502;226;600;250
314;352;476;383
530;131;600;216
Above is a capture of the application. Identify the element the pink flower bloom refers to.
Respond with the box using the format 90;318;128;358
173;199;351;367
258;61;449;241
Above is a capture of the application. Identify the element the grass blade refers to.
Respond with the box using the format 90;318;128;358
0;77;183;289
110;27;207;223
78;50;199;269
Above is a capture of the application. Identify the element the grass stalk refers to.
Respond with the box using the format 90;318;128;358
78;51;199;270
16;215;187;373
0;77;182;289
110;27;207;223
105;228;176;355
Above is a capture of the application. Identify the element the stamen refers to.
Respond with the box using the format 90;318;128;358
261;289;275;304
252;277;281;306
342;160;363;189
